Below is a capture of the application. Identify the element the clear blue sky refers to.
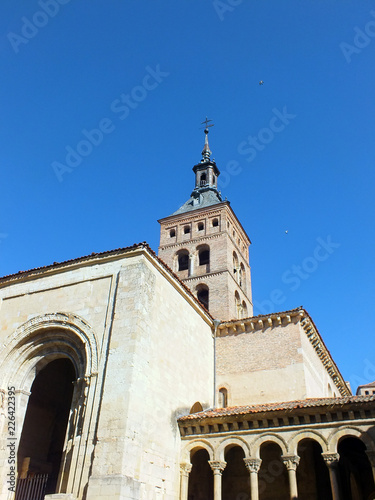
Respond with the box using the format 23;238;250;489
1;1;374;393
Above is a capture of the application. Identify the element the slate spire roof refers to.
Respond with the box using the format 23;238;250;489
173;122;223;215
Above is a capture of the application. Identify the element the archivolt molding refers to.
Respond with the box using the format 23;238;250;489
288;429;328;454
0;312;99;387
327;425;375;452
251;433;288;457
180;439;215;462
216;436;251;460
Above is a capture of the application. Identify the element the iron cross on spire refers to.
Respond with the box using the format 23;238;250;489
200;117;213;161
201;117;214;133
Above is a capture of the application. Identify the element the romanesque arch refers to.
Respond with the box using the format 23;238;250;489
288;429;328;455
252;433;288;457
0;312;99;498
216;436;251;461
327;426;375;453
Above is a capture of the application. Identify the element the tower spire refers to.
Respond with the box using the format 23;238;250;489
201;117;214;162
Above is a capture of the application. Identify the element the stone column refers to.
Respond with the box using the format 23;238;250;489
365;450;375;484
179;463;192;500
322;453;341;500
243;458;262;500
189;253;194;277
209;461;226;500
281;455;300;499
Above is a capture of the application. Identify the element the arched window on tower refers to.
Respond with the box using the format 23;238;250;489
177;250;189;272
242;301;248;318
200;173;207;186
233;251;239;280
240;263;246;290
197;284;209;310
198;245;210;267
235;291;241;319
218;388;228;408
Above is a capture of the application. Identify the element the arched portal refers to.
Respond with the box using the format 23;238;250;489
188;448;213;500
259;442;289;500
222;445;249;499
296;438;332;500
17;358;76;494
338;436;375;500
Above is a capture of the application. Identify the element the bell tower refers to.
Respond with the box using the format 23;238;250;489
158;121;253;321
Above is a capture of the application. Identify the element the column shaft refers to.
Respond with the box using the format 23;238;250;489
281;455;300;500
244;458;262;500
179;463;192;500
209;461;226;500
322;453;341;500
250;471;259;500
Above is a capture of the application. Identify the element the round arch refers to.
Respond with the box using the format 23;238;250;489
251;433;288;457
174;248;190;273
327;425;375;453
216;436;251;461
0;312;98;390
180;439;214;462
288;429;329;455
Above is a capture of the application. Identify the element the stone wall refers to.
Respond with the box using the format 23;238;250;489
0;249;214;500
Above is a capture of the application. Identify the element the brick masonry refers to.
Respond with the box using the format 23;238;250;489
158;202;253;320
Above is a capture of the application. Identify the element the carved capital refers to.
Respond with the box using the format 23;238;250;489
243;458;262;473
281;455;300;471
208;461;226;475
180;463;192;476
322;452;340;468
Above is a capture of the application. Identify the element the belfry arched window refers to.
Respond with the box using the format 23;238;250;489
200;173;207;186
235;291;241;318
242;301;248;318
177;250;189;272
240;263;246;289
197;284;209;310
233;251;239;279
198;245;210;266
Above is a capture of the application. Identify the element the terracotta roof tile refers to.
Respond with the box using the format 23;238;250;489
178;395;375;421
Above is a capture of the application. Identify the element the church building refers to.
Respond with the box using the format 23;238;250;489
0;126;374;500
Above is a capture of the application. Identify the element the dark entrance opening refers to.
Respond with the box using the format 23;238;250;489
297;439;332;500
188;448;213;500
18;358;76;494
338;437;375;500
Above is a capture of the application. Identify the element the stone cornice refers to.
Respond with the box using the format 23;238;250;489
217;308;302;336
158;202;251;245
159;210;224;227
183;271;253;304
158;232;223;251
158;203;228;225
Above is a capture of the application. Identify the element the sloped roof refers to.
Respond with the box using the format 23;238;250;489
357;381;375;389
172;189;223;215
179;395;375;421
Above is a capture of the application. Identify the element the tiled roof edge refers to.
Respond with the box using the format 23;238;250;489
178;395;375;421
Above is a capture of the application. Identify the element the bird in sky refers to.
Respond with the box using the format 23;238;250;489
259;80;264;85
